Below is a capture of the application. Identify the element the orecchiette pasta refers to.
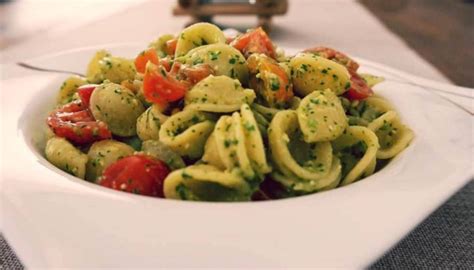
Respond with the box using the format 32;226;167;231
268;110;341;192
136;104;169;141
56;76;87;105
332;126;380;185
86;50;136;84
203;104;270;184
45;137;88;179
367;111;414;159
90;82;145;137
289;53;351;96
158;109;216;159
297;89;348;142
85;140;135;182
184;44;249;84
184;75;255;113
175;22;226;57
163;164;251;201
149;34;175;58
43;23;413;202
360;73;385;87
141;140;186;170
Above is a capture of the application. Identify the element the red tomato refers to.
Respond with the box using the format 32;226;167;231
134;48;159;73
180;64;214;85
143;63;189;105
77;84;98;108
165;38;178;56
303;46;359;73
159;56;172;72
231;27;276;59
345;71;374;100
99;155;170;197
47;100;112;144
248;54;293;107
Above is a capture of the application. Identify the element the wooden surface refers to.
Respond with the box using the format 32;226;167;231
359;0;474;87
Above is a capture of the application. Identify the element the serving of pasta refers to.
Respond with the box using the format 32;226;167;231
43;23;414;202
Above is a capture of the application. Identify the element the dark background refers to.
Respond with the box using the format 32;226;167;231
360;0;474;87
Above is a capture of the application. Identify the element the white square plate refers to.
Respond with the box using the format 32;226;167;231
1;44;472;268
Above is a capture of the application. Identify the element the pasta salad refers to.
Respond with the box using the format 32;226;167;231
44;23;414;201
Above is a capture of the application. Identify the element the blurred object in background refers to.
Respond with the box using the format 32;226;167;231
359;0;474;87
0;0;144;50
173;0;288;32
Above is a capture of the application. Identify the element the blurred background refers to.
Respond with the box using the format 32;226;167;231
1;0;473;87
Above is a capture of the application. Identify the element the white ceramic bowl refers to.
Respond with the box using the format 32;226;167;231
2;45;472;268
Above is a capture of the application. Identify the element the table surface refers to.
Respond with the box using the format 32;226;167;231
1;0;472;268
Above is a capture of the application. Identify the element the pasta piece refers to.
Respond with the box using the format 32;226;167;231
86;50;136;84
85;140;135;182
297;89;348;142
368;111;414;159
141;140;186;170
136;104;169;141
344;95;394;125
202;104;270;182
271;156;342;193
163;164;251;201
247;53;294;108
205;115;255;179
175;23;226;57
289;53;351;96
90;82;145;137
240;104;271;175
149;34;175;58
360;73;385;87
251;108;270;137
184;75;255;113
45;137;88;179
201;132;226;169
56;76;87;105
332;126;380;185
159;109;216;158
250;97;301;123
268;110;335;182
251;103;280;120
365;96;394;114
183;44;249;83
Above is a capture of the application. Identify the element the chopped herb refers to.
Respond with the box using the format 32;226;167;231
345;82;351;89
243;122;256;131
193;57;204;65
182;171;192;179
270;79;280;91
176;183;188;200
208;51;221;61
160;69;167;77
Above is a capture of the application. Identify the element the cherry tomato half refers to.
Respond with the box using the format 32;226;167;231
99;155;170;197
231;27;276;59
345;71;374;100
165;38;178;56
47;100;112;144
180;64;214;85
135;48;160;74
303;46;359;73
248;54;293;107
77;84;98;108
143;63;189;105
